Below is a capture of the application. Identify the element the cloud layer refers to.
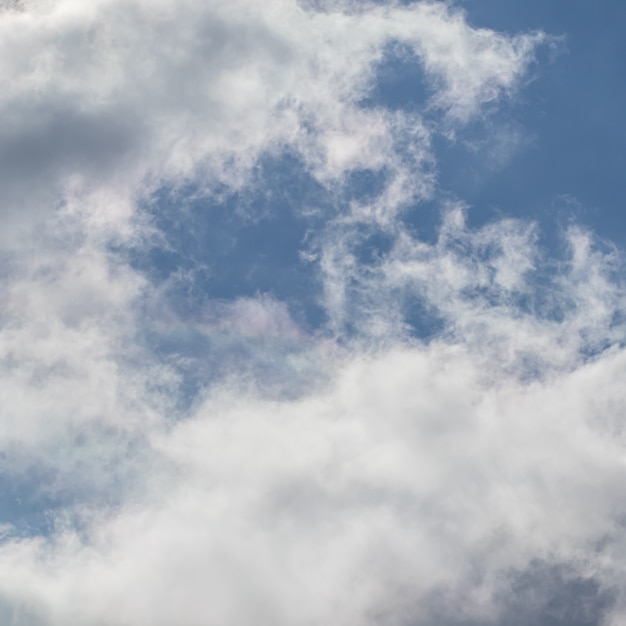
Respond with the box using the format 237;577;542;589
0;1;624;625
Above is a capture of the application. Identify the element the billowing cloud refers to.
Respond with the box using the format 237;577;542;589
0;1;624;625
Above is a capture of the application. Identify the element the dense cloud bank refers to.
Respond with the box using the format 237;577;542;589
0;1;624;625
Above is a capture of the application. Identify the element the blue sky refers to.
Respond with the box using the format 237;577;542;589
1;1;626;624
456;1;626;244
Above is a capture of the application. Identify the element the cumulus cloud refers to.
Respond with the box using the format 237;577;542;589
3;328;626;625
1;1;624;625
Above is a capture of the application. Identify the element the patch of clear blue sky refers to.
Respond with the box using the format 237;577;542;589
0;471;56;537
450;0;626;246
133;154;332;329
371;1;626;249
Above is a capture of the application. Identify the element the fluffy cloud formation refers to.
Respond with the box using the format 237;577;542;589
1;1;624;625
0;0;544;236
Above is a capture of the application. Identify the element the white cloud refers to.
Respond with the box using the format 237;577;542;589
0;0;544;241
2;334;626;624
3;209;626;624
2;1;625;625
